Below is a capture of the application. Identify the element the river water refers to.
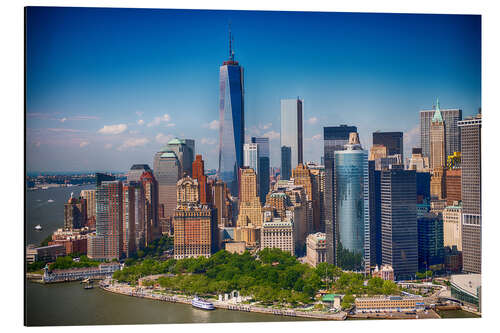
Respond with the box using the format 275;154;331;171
25;185;310;326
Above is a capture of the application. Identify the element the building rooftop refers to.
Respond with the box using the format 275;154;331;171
160;152;177;158
450;274;481;297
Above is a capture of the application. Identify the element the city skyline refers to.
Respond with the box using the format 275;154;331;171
26;7;481;173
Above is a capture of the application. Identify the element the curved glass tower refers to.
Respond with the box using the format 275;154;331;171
218;28;244;196
334;137;369;270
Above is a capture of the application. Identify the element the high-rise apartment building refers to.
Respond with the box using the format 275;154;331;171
308;163;326;233
122;183;137;258
153;149;181;234
80;189;96;224
140;171;159;246
64;194;87;230
373;132;403;160
281;98;303;169
381;167;418;280
323;125;357;265
243;143;259;175
173;176;217;259
251;137;270;204
218;28;244;196
280;146;292;180
334;133;370;272
459;113;481;273
88;178;123;261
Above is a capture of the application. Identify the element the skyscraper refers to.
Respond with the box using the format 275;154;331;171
153;149;181;234
459;113;481;273
140;171;159;246
127;164;152;183
235;167;262;247
218;27;244;196
64;194;87;230
334;133;369;271
293;163;316;234
122;182;137;258
280;98;303;168
192;154;208;205
381;167;418;280
88;178;123;261
243;143;259;175
323;125;357;265
420;103;462;159
80;189;96;226
417;213;444;271
251;137;270;204
373;132;404;160
166;138;195;176
281;146;292;180
430;100;446;169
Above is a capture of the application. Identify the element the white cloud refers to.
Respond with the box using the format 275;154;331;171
79;141;89;148
203;120;219;130
307;117;318;125
148;114;172;127
104;143;113;149
98;124;127;135
310;134;322;141
259;122;272;130
136;111;144;117
404;125;420;152
47;128;86;133
129;130;139;134
118;137;149;151
166;123;176;127
155;133;174;145
60;117;67;123
262;130;280;140
137;119;144;126
201;137;217;145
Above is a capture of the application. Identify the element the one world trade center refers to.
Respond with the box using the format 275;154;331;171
218;26;244;196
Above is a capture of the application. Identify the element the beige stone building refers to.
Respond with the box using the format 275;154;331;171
260;211;294;255
430;101;446;169
235;168;262;247
369;144;387;161
306;232;326;267
443;204;463;251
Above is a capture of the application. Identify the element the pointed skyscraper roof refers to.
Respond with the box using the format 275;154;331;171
432;98;443;123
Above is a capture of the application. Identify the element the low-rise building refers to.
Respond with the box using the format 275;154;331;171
355;296;425;313
225;241;246;254
306;232;326;267
443;204;462;251
26;244;66;263
42;262;122;283
450;273;481;310
372;265;395;281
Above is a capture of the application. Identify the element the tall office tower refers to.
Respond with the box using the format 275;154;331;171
64;194;87;230
213;180;232;228
88;179;123;261
192;154;208;205
430;167;445;200
420;101;462;158
243;143;259;175
445;168;461;205
80;189;96;225
407;148;430;172
251;137;270;204
281;146;292;180
369;144;387;161
417;213;444;271
308;163;325;233
459;113;481;273
368;160;379;268
127;164;152;182
375;154;402;171
293;163;317;233
381;167;418;280
280;98;303;168
334;133;369;272
235;168;262;247
430;100;446;169
173;176;217;259
373;131;404;160
140;171;159;246
443;204;463;251
323;125;357;265
122;183;137;258
218;27;244;197
416;172;431;204
153;149;181;234
165;138;195;176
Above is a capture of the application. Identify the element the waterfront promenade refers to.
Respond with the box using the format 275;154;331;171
99;279;347;321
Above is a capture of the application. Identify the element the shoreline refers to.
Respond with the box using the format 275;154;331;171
99;280;347;321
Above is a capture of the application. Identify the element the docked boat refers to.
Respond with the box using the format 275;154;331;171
34;224;42;231
191;296;215;310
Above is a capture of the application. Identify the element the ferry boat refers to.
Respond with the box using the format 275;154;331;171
191;296;215;310
34;224;42;231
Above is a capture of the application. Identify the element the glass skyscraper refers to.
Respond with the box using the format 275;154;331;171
251;137;270;204
334;138;369;271
218;29;244;196
280;98;303;168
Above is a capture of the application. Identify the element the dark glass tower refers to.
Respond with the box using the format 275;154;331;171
323;125;357;265
372;131;404;159
281;146;291;180
251;137;270;204
218;27;244;196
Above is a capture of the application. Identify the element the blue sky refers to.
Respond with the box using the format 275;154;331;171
26;7;481;172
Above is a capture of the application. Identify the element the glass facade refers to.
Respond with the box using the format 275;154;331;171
251;137;270;204
281;146;291;180
280;99;303;168
218;63;244;196
334;148;369;270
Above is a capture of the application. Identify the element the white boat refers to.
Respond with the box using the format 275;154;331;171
191;296;215;310
34;224;42;231
47;199;54;203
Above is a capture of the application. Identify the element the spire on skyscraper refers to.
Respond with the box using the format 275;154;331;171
432;97;443;123
229;22;234;61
